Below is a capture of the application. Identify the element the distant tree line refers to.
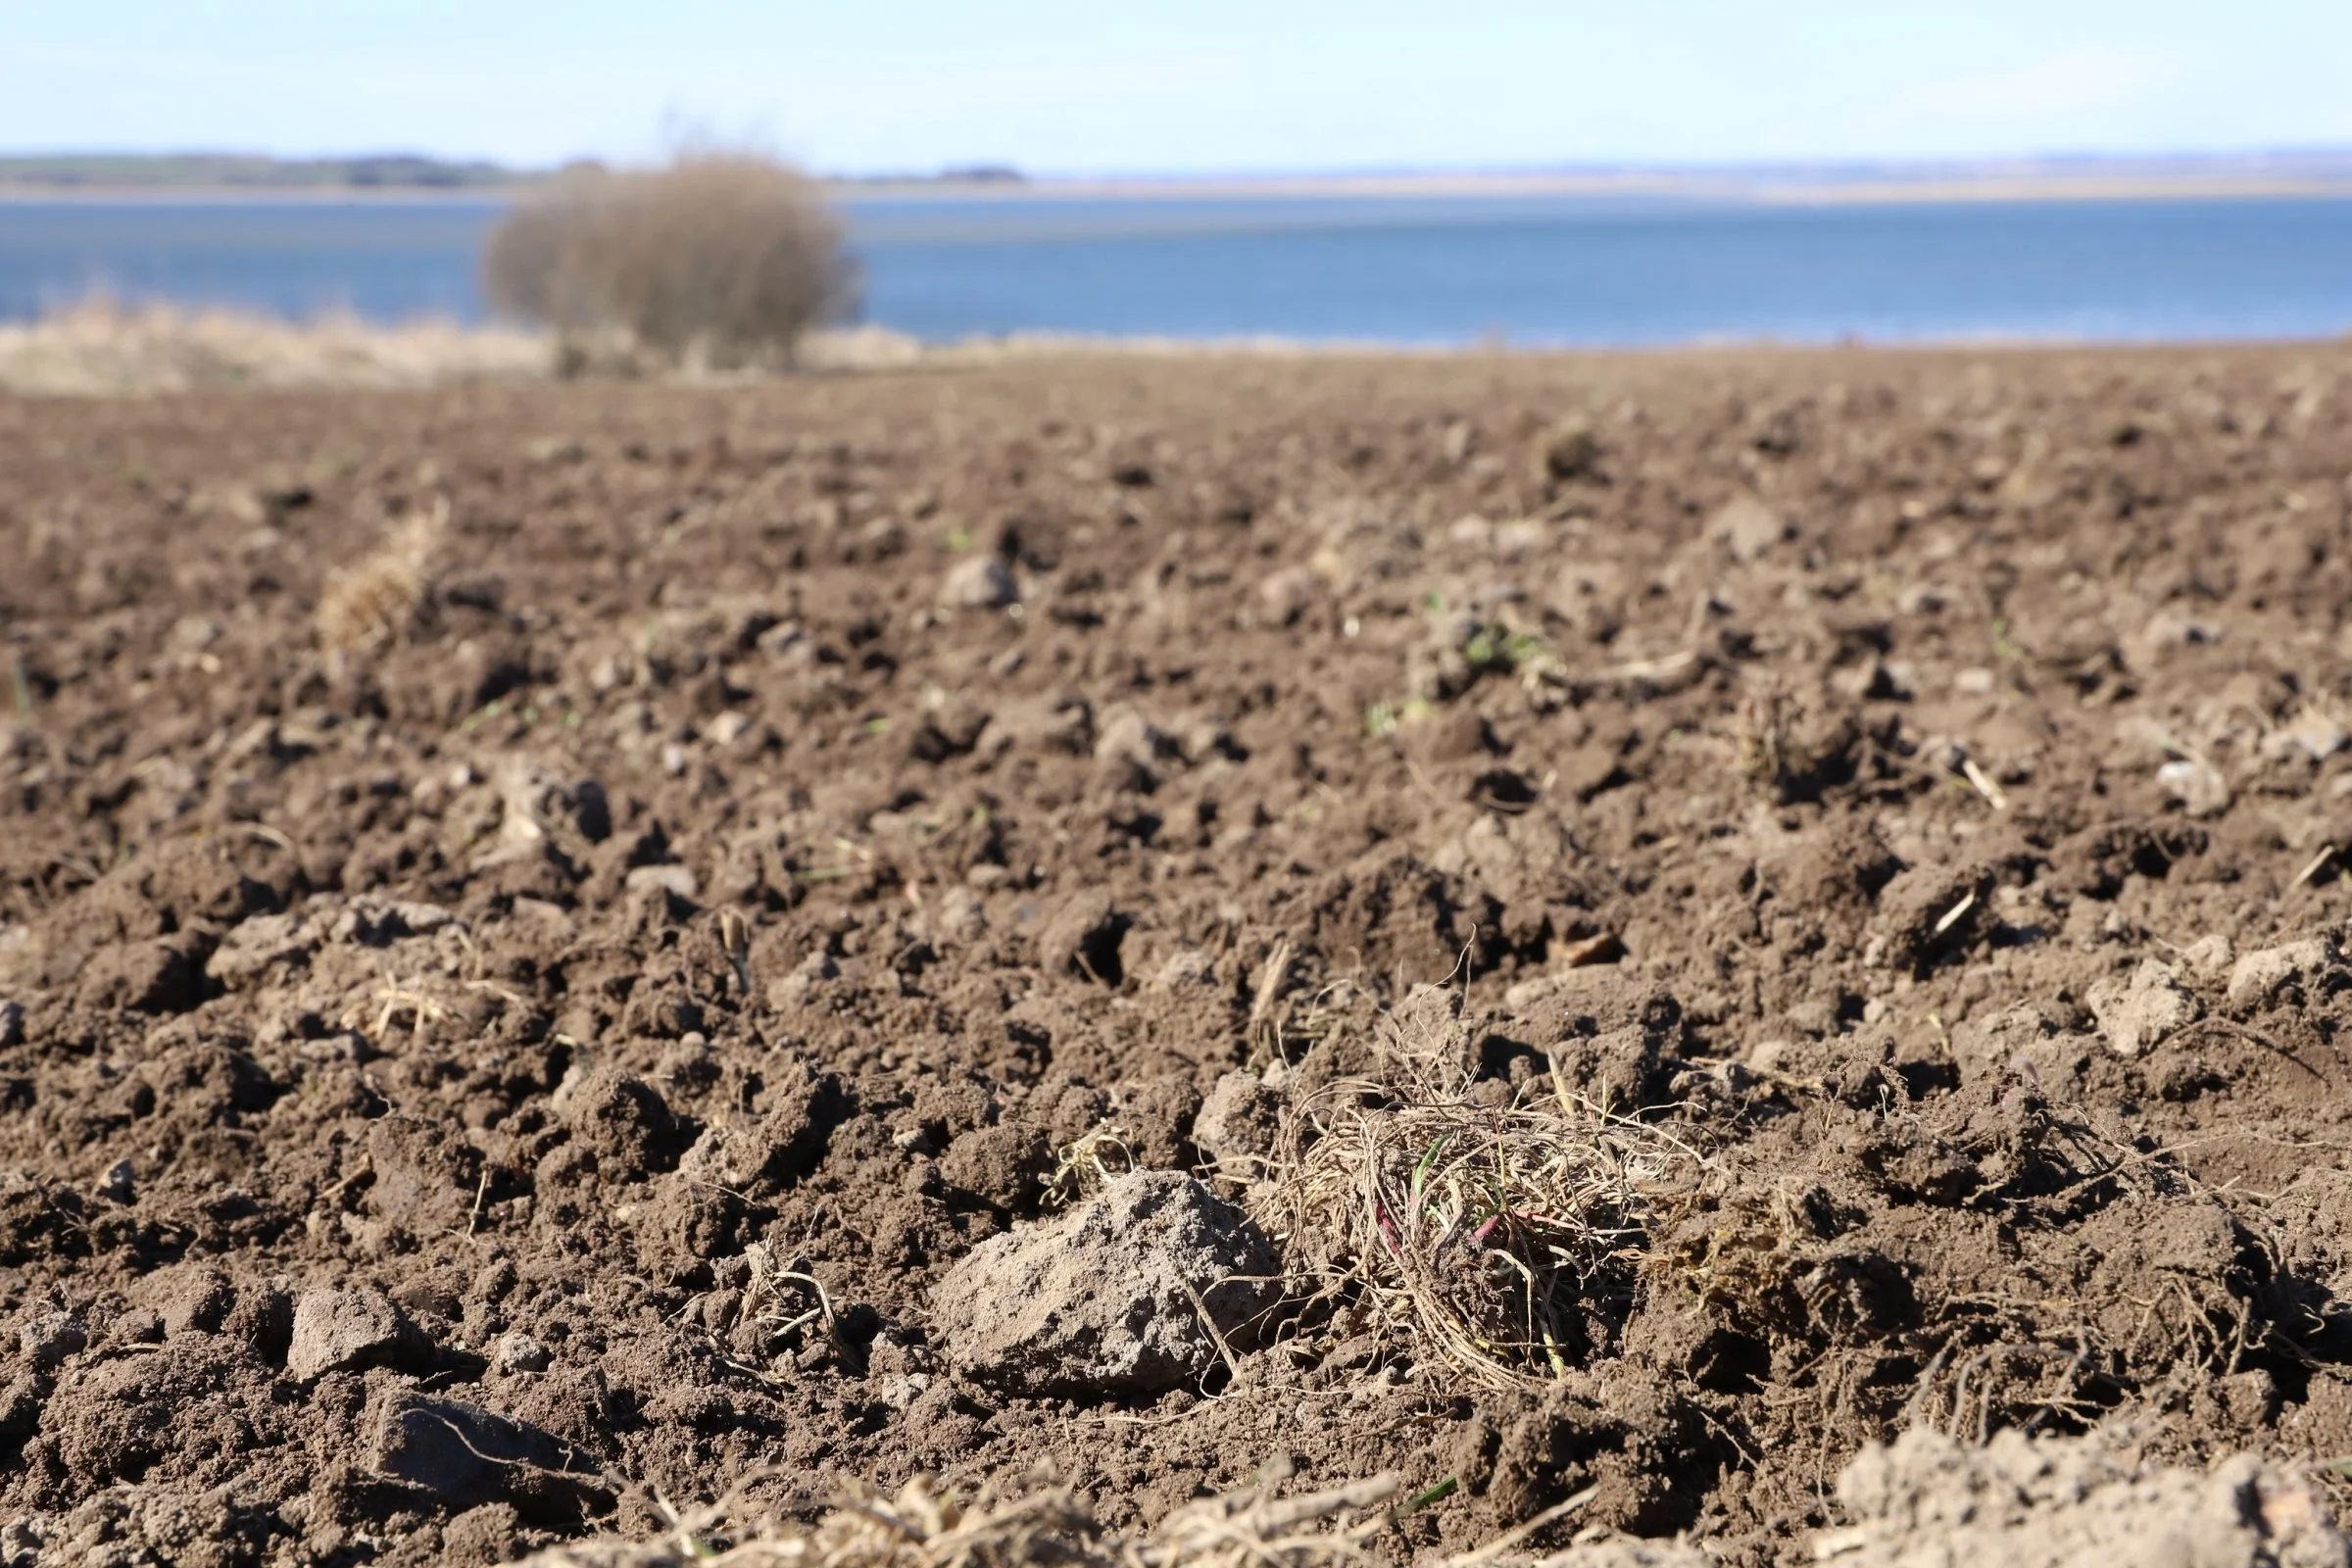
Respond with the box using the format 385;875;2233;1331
0;153;1030;193
0;154;522;190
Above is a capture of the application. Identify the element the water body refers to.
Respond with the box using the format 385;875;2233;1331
2;192;2349;348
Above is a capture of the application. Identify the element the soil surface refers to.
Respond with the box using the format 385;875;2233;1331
6;344;2352;1566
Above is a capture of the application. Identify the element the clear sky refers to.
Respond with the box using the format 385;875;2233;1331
3;1;2347;176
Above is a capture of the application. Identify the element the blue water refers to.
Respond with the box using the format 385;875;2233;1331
3;192;2350;347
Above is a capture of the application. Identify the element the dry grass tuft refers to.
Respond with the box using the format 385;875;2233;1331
316;502;446;654
510;1471;1408;1568
0;297;1425;398
1252;989;1708;1390
0;298;544;396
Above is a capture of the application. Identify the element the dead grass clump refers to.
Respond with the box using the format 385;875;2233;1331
511;1472;1404;1568
1253;988;1708;1390
483;153;858;370
0;297;544;396
316;502;446;654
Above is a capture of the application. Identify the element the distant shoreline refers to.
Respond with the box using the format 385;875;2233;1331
5;161;2352;208
0;186;514;205
837;170;2352;205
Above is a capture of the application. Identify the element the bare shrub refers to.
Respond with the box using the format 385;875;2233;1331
483;153;857;369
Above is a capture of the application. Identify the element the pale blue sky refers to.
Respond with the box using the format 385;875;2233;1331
2;1;2346;175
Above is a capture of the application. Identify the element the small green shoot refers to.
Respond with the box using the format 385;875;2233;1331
1463;625;1547;671
1398;1477;1457;1515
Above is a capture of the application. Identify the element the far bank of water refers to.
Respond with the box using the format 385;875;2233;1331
1;192;2349;347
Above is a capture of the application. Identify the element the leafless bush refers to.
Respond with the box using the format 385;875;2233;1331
483;153;858;370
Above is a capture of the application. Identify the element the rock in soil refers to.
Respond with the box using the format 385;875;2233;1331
2227;938;2340;1011
1192;1070;1285;1172
938;553;1018;610
930;1170;1279;1396
286;1285;423;1382
1820;1426;2348;1568
2086;957;2201;1057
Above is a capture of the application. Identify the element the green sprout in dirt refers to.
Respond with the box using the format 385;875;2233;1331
1461;623;1549;673
1364;696;1436;740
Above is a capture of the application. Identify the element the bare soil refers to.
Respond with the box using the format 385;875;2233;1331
6;343;2352;1566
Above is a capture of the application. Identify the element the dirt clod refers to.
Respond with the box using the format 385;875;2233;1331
1037;891;1131;985
370;1390;610;1524
930;1170;1279;1396
2087;957;2202;1056
1822;1427;2348;1568
1193;1071;1286;1174
938;554;1018;611
1707;492;1790;564
2228;938;2339;1011
286;1287;419;1382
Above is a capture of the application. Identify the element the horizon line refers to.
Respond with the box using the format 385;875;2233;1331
6;145;2352;185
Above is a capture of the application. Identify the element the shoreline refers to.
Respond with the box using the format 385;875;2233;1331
837;169;2352;206
5;171;2352;208
4;301;2349;400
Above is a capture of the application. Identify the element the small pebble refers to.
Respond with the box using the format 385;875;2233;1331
97;1157;134;1205
493;1330;552;1375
